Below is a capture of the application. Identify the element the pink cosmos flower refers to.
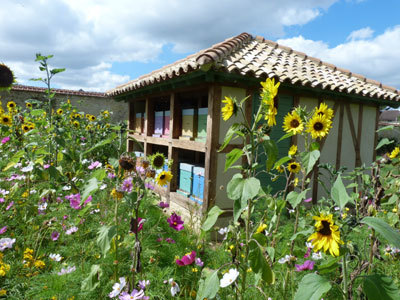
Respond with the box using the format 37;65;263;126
43;164;50;169
84;195;92;206
130;218;145;234
195;257;204;267
51;231;60;241
167;213;184;231
295;260;315;272
158;202;169;208
0;238;16;251
0;226;7;235
88;161;102;170
145;182;154;190
66;193;82;210
119;289;149;300
0;198;4;203
121;178;133;192
66;226;78;235
176;251;196;266
157;237;163;242
6;201;14;211
1;137;10;144
165;238;175;244
304;198;312;203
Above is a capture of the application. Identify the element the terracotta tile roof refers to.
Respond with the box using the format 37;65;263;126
107;33;400;102
11;84;106;98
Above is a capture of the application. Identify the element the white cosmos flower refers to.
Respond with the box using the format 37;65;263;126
49;253;62;262
168;278;180;297
38;203;48;211
220;268;239;288
0;238;16;251
312;252;323;260
62;185;71;191
108;277;126;298
218;227;228;235
21;163;34;172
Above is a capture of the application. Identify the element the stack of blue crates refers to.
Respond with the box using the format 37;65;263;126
177;162;204;204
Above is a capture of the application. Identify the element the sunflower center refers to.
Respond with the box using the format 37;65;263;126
313;122;324;131
290;164;297;170
290;119;300;128
160;174;166;180
318;220;332;236
153;155;164;168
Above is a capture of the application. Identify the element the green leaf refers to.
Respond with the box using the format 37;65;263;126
82;133;117;157
362;274;400;300
331;174;353;210
97;225;117;257
377;125;394;132
294;273;332;300
248;240;275;284
196;269;220;300
81;177;99;204
50;68;66;75
91;169;107;181
301;150;320;175
219;123;240;151
225;148;243;172
3;150;25;171
361;217;400;248
233;198;245;222
202;206;224;231
30;109;45;116
81;264;102;291
277;131;294;143
317;257;340;275
287;189;309;209
290;227;313;241
376;138;394;150
273;156;291;169
263;140;279;171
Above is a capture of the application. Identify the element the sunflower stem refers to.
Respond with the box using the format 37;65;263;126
368;228;375;273
342;250;349;300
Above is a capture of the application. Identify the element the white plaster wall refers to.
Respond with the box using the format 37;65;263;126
340;104;358;170
360;105;377;166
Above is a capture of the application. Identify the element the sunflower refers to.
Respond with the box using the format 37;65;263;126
27;122;35;130
156;171;173;186
288;145;297;156
261;78;280;105
389;147;400;159
75;113;83;119
306;114;332;140
221;96;236;121
7;101;16;112
287;161;301;173
314;102;334;120
56;108;63;115
308;213;343;257
283;110;304;135
72;120;80;128
151;152;166;170
88;115;96;122
21;124;30;133
102;110;110;118
26;102;32;109
0;114;12;126
264;106;277;127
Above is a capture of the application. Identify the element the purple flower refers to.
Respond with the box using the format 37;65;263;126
66;193;82;210
167;213;184;231
57;265;76;275
295;260;315;272
138;279;150;290
165;238;175;244
121;178;133;192
157;237;163;242
84;195;92;206
304;197;312;203
108;172;116;179
176;251;196;266
88;161;102;170
43;164;50;169
1;137;10;144
158;201;169;208
6;201;14;211
0;198;4;203
51;231;60;241
119;289;148;300
144;182;154;190
304;247;311;258
195;257;204;267
0;238;15;251
0;226;7;235
66;226;78;235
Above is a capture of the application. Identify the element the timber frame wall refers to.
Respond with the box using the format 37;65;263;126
124;76;384;214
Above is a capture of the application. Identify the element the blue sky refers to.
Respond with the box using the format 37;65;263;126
1;0;400;92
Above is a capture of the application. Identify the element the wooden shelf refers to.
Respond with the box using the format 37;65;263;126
170;192;202;212
127;133;206;152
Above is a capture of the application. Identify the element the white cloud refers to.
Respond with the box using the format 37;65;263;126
347;27;374;41
277;26;400;89
0;0;338;91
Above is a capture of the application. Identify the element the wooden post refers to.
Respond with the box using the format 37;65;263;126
202;85;221;213
373;105;380;161
336;103;345;171
144;97;154;137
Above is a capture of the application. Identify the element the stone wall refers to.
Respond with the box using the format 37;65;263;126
0;86;128;123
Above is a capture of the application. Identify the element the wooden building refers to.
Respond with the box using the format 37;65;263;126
107;33;400;217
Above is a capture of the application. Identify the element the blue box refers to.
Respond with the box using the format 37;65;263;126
179;163;193;194
192;166;205;200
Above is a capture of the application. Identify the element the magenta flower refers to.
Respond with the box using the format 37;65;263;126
66;193;82;210
145;182;154;190
108;172;116;179
158;202;169;208
304;198;312;203
165;238;176;244
0;226;7;235
84;195;92;206
157;237;163;242
295;260;315;272
1;137;10;144
130;218;145;234
43;164;50;169
167;213;184;231
176;251;196;266
6;201;14;211
0;198;4;203
51;231;60;241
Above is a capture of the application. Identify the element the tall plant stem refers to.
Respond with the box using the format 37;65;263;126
114;196;119;280
368;229;375;273
342;251;349;300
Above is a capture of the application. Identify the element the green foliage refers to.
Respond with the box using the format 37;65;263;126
361;217;400;248
294;273;332;300
202;206;224;231
362;274;400;300
331;174;354;210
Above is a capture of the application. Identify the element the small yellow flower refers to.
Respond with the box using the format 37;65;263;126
26;102;32;109
34;260;45;269
393;207;398;213
246;267;252;273
275;165;284;173
192;268;198;273
261;78;280;105
0;290;6;296
111;188;123;200
314;102;334;120
288;145;297;156
229;245;235;251
256;223;267;234
72;120;80;128
57;108;63;115
6;101;16;111
264;106;277;127
293;177;299;187
156;171;173;186
389;147;400;159
0;114;12;126
221;96;236;121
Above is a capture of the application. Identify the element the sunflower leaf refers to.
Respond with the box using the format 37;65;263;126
287;189;309;209
202;206;224;232
331;174;353;210
196;268;219;300
294;273;332;300
361;217;400;248
301;149;320;175
362;274;400;300
224;148;244;172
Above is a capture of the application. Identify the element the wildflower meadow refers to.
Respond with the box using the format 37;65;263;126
0;56;399;299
